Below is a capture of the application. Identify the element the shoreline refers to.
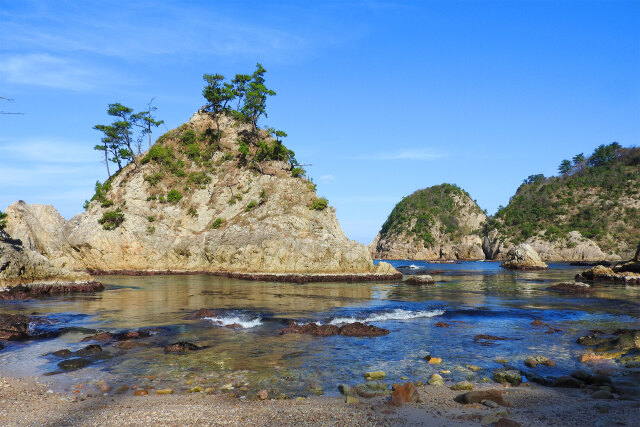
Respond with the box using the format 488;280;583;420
1;375;638;426
85;269;403;283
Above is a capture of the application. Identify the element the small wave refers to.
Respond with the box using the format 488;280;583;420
409;264;420;269
203;316;263;329
327;309;445;325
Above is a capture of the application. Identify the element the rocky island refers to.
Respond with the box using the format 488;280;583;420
4;112;397;282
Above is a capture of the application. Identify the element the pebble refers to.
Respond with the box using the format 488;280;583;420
156;389;174;395
133;389;148;396
591;390;613;399
189;386;204;393
450;381;473;391
482;399;499;408
466;365;482;372
258;390;268;400
345;395;359;404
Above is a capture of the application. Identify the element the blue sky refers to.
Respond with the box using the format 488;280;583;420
1;0;639;244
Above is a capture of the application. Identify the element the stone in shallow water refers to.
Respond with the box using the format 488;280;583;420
163;341;201;353
493;368;522;386
156;388;173;395
450;381;474;391
57;358;91;371
364;371;386;381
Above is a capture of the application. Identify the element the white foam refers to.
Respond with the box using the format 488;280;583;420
409;264;420;269
327;309;445;325
203;316;263;329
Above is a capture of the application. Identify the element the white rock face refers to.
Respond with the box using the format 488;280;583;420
6;113;395;276
483;230;620;262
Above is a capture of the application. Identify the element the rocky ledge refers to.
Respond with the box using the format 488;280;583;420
0;230;103;298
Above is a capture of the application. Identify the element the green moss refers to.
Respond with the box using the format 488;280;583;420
211;218;224;229
245;200;258;212
144;172;163;186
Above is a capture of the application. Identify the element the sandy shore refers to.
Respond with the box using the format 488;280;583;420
1;376;638;426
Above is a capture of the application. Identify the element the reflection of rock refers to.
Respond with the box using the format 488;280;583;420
500;244;548;270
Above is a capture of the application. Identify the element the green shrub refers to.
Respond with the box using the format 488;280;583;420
159;195;167;203
147;216;155;222
88;180;114;208
167;190;183;204
187;172;211;185
291;167;305;178
144;172;164;186
98;208;125;230
211;218;224;229
142;145;174;165
185;143;201;161
179;129;196;146
187;207;198;217
147;226;155;234
309;197;328;211
223;152;234;161
245;201;258;212
146;195;157;201
0;211;7;230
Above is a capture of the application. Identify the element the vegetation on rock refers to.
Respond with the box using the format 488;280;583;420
484;143;639;254
309;197;329;211
0;210;7;231
97;208;125;230
380;184;484;248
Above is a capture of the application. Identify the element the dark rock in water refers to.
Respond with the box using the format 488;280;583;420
496;419;521;427
577;334;610;346
390;382;419;406
474;334;508;342
224;323;243;329
75;344;102;356
280;321;389;337
524;355;555;368
58;357;91;371
569;261;611;267
81;332;114;342
454;389;509;406
163;341;201;353
552;376;583;388
0;314;31;340
184;308;220;320
339;322;389;337
115;341;149;350
523;371;549;386
546;282;593;294
403;275;435;285
51;349;73;357
434;322;450;328
280;322;340;337
493;368;522;386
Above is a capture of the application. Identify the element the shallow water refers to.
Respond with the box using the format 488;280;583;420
1;261;639;397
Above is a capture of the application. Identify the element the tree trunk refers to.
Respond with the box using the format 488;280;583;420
104;149;111;178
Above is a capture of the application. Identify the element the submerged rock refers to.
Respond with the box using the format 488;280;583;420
364;371;386;381
163;341;201;353
500;244;548;270
57;358;91;371
403;275;435;285
0;313;31;340
546;282;593;293
524;355;555;368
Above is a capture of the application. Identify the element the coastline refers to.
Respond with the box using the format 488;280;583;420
1;375;637;427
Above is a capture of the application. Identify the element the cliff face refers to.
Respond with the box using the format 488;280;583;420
369;184;487;260
483;145;639;261
6;112;395;276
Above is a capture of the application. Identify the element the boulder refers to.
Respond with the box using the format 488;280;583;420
390;382;419;406
500;244;548;270
454;389;509;406
339;322;389;337
450;381;474;391
524;355;555;368
280;321;389;338
493;368;522;386
364;371;386;381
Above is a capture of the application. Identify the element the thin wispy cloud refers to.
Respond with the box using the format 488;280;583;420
0;138;97;164
320;174;336;181
0;53;122;91
359;148;446;161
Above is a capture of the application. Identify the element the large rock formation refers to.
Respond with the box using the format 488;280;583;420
369;184;486;260
6;112;397;279
483;144;639;261
500;243;548;270
0;229;101;294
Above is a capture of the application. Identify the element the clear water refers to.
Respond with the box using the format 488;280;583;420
1;261;639;397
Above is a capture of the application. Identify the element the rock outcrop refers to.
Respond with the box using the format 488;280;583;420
370;184;486;260
482;144;639;261
500;244;548;270
0;229;102;295
6;112;397;280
